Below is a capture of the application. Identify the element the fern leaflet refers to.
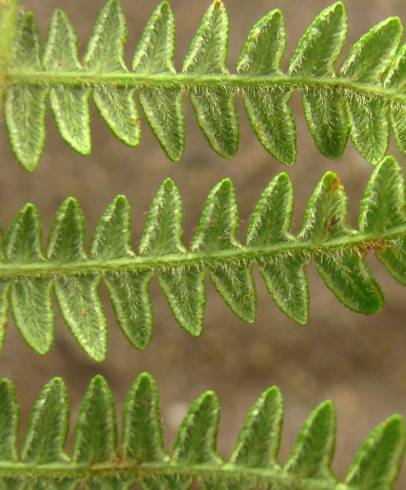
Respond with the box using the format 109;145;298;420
0;156;404;359
0;373;402;489
1;0;406;169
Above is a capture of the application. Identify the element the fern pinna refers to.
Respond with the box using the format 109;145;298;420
0;155;404;360
1;0;406;170
0;373;402;489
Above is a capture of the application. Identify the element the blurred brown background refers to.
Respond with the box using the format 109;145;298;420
0;0;406;485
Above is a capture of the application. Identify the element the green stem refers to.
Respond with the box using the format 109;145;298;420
0;225;404;278
7;70;406;104
0;461;346;489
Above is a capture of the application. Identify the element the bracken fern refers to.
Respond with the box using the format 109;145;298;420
0;372;402;489
1;0;406;169
0;156;405;360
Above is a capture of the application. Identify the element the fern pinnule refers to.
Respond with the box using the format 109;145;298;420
0;156;404;360
0;373;402;489
1;0;406;169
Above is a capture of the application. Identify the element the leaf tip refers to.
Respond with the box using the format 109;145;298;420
112;194;130;208
197;390;221;412
135;372;157;390
262;385;283;405
329;1;346;14
216;177;234;193
159;0;172;12
88;374;109;391
0;377;14;391
317;399;335;414
161;177;177;192
19;202;39;218
59;197;82;218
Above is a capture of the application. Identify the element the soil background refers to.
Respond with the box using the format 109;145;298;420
1;0;406;486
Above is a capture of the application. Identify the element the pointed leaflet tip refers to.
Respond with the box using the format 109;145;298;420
216;177;234;193
91;194;133;260
230;386;284;468
172;390;221;466
346;415;406;489
22;377;69;464
88;374;109;390
122;372;167;464
191;177;238;253
237;9;286;76
374;154;399;171
341;16;403;82
84;0;127;71
162;177;177;191
112;194;130;207
358;154;404;234
327;1;346;13
134;371;157;390
7;202;43;261
47;196;86;261
73;374;117;465
139;177;184;256
14;202;40;221
285;400;336;479
289;1;347;74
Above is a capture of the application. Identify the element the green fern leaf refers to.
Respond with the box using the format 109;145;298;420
341;17;403;163
2;1;406;168
285;401;336;480
21;378;68;464
0;156;406;358
134;1;184;161
359;156;406;285
191;179;256;323
229;386;283;468
172;391;221;465
237;10;296;165
122;374;167;465
300;172;384;313
4;12;46;170
168;391;222;490
73;376;117;465
87;0;140;147
0;0;19;101
345;416;406;490
183;1;238;159
91;195;133;260
48;198;107;361
387;45;406;154
44;10;91;155
290;2;348;159
7;205;54;354
140;179;205;335
0;373;402;489
0;379;18;462
247;174;309;323
0;378;19;490
106;271;153;351
0;281;9;353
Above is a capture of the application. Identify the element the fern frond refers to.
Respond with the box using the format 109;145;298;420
0;373;402;489
0;156;405;359
1;1;406;169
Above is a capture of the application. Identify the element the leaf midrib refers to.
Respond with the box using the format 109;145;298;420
6;70;406;104
0;461;346;489
0;223;404;278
